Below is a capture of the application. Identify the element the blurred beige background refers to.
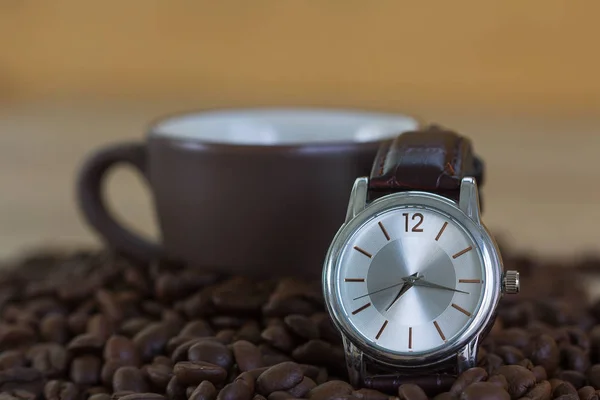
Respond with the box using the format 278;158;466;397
1;1;599;260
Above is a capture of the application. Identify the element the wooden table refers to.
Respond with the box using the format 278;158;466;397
1;100;599;265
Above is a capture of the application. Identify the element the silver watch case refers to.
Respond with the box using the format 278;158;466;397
322;177;503;370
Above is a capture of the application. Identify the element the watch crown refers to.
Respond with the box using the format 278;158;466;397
502;270;520;294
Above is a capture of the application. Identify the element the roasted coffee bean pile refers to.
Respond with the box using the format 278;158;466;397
0;248;599;400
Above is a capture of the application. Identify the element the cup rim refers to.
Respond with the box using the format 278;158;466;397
148;107;422;148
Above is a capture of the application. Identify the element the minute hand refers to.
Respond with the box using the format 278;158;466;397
405;278;469;294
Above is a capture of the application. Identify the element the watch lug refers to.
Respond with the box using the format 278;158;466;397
459;177;482;224
457;335;479;373
342;336;365;387
345;177;369;223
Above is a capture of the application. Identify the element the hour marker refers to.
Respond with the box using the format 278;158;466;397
452;246;473;259
378;221;391;241
352;303;371;315
452;303;472;317
435;222;448;241
344;278;365;282
408;327;413;349
353;246;372;258
433;321;446;341
375;320;388;339
459;279;482;283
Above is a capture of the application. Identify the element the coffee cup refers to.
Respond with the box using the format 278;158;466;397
77;108;419;276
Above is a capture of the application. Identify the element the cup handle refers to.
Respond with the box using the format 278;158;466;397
76;142;164;261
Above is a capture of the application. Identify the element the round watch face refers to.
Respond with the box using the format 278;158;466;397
326;195;499;360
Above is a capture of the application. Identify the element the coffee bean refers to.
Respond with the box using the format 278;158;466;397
236;321;262;344
188;341;233;370
578;386;599;400
307;380;353;400
145;363;172;390
166;376;186;400
170;339;201;363
67;313;89;336
291;340;344;369
397;383;427;400
161;310;185;331
283;315;319;340
259;344;292;366
67;333;104;356
562;327;590;351
496;345;525;364
105;335;141;366
531;365;547;382
26;343;67;378
173;361;227;386
44;380;79;400
0;390;37;400
499;301;535;328
101;360;127;387
211;277;268;313
86;386;110;396
256;362;303;395
188;381;217;400
180;321;213;338
112;391;136;400
494;365;536;398
40;314;69;344
252;396;266;400
211;316;247;330
113;366;149;393
352;388;391;400
286;376;316;398
487;375;508;391
217;380;253;400
134;323;176;362
589;365;600;388
120;318;152;338
88;314;116;340
493;328;530;350
95;289;123;322
561;344;590;373
232;341;264;372
71;355;101;385
120;394;166;400
526;334;560;375
459;382;510;400
265;391;293;400
0;367;43;396
450;367;488;396
553;381;578;397
0;325;36;351
0;351;25;370
521;380;551;400
178;292;213;320
261;326;295;353
556;370;587;389
215;330;236;345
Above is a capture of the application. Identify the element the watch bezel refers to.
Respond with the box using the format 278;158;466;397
322;191;503;368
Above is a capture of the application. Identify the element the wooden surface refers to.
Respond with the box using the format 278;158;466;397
1;99;599;262
1;1;600;113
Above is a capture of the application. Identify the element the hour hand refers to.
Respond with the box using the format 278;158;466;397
408;278;469;294
385;282;410;311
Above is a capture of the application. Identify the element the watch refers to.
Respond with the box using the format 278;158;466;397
322;126;520;395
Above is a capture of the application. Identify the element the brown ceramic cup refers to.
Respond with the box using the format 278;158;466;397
77;108;419;277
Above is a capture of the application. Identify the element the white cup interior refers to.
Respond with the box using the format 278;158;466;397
152;109;420;145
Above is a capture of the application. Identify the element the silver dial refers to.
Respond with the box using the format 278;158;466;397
336;206;485;355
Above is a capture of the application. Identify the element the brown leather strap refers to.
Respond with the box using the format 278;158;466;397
368;125;484;200
363;373;456;396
